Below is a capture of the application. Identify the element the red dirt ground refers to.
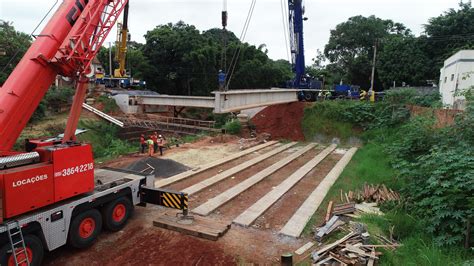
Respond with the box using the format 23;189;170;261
251;102;308;141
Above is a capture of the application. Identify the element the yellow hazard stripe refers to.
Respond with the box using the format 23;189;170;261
164;193;180;208
172;193;181;204
161;192;189;210
162;195;176;208
162;198;171;207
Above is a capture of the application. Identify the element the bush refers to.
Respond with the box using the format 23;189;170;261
224;120;241;135
96;95;120;113
78;120;136;160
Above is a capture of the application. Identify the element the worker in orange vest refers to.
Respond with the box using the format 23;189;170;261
147;136;154;156
139;134;146;154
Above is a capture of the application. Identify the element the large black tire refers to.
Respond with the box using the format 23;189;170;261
303;91;315;101
0;234;44;266
68;209;102;249
101;197;133;232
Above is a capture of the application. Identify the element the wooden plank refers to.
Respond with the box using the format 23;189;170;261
325;201;334;222
192;143;317;215
153;214;230;241
233;144;337;227
316;216;340;241
295;241;315;255
155;141;277;188
183;142;297;195
279;148;358;237
315;232;357;256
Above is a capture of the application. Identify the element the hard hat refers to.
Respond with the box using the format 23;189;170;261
159;135;162;138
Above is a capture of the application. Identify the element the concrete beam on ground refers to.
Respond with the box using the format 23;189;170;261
279;148;358;238
154;141;278;188
192;143;317;216
138;95;215;108
233;144;337;227
213;88;298;113
182;142;297;195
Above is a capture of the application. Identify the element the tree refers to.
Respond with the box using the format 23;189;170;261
142;21;208;95
378;35;431;88
423;1;474;80
0;20;32;85
324;15;410;88
139;22;290;95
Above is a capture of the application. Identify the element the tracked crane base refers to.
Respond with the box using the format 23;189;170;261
232;144;337;227
279;147;358;237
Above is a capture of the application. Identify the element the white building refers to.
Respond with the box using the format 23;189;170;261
439;50;474;110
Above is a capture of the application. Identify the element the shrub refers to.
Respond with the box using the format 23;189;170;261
96;95;120;113
224;120;241;135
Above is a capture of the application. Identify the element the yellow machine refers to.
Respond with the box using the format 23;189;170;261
114;3;129;78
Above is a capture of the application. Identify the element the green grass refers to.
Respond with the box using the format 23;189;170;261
78;120;137;162
181;132;208;143
359;213;471;266
302;142;397;235
302;113;356;142
299;141;472;265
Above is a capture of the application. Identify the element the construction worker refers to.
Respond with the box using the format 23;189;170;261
139;134;146;154
147;136;154;156
157;134;166;156
152;132;159;154
218;70;226;91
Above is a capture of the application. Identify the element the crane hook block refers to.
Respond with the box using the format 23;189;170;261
222;11;228;28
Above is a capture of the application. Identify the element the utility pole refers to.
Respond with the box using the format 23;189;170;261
108;42;113;77
369;40;377;102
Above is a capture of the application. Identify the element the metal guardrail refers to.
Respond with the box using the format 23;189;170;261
82;103;125;127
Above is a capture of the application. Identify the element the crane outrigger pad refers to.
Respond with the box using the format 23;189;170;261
153;210;231;241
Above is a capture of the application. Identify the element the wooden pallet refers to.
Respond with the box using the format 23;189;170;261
153;212;231;241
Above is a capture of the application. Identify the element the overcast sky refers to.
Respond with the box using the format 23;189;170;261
0;0;462;64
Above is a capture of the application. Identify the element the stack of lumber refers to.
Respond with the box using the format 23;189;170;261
342;183;400;203
315;216;345;241
312;231;397;265
332;202;356;215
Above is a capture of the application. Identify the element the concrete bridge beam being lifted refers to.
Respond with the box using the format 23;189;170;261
136;88;299;114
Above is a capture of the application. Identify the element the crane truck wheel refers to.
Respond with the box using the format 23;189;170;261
304;91;315;101
0;234;44;266
68;209;102;249
102;196;133;232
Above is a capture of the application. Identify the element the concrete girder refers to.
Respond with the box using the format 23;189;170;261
212;88;298;113
137;95;215;108
136;88;299;113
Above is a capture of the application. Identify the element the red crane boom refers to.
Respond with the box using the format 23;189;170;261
0;0;127;153
0;0;128;220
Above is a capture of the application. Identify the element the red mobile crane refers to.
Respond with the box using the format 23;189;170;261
0;1;186;265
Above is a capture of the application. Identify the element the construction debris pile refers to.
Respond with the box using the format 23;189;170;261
238;133;271;150
305;185;402;265
311;227;399;265
341;183;401;203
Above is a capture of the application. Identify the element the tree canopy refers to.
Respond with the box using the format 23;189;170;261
0;20;31;85
319;2;474;90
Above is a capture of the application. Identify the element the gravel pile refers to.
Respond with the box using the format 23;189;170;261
126;157;190;178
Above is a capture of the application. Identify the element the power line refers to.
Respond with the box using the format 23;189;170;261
0;0;59;75
225;0;257;90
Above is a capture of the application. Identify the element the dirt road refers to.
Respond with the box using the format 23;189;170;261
44;137;343;264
